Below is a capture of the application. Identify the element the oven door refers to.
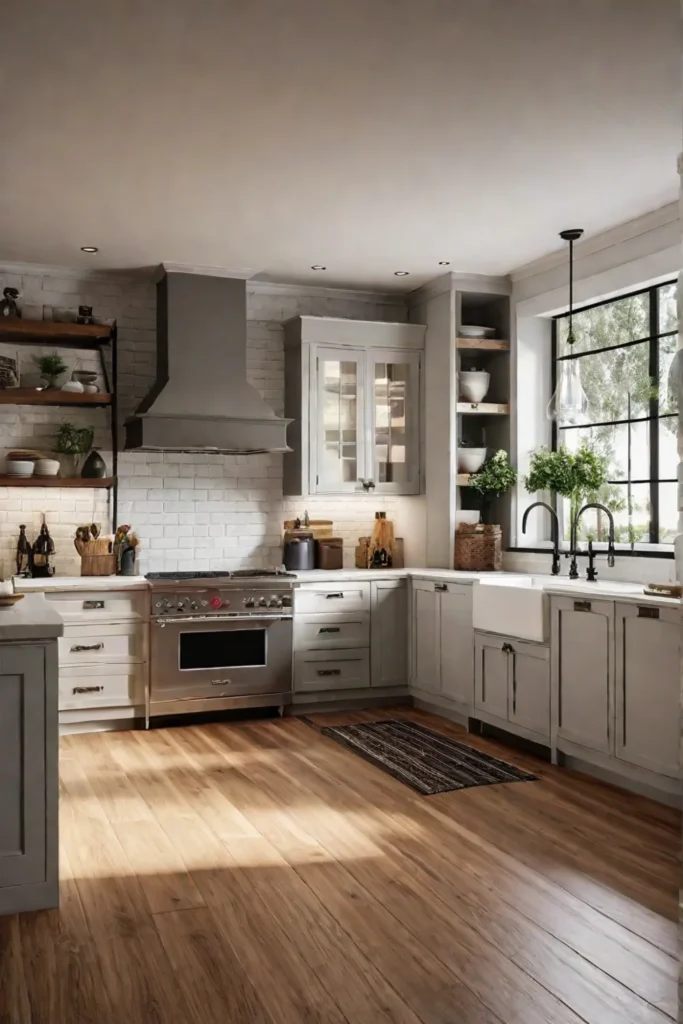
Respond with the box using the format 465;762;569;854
150;615;292;705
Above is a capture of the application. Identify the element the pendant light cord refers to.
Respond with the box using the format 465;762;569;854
568;236;574;345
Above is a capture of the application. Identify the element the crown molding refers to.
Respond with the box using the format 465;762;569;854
0;260;156;282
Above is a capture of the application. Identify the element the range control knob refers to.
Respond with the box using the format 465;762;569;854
189;601;198;611
243;597;255;608
210;595;223;610
269;596;282;607
258;597;268;607
281;595;292;607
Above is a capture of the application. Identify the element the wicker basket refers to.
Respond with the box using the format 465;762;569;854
454;524;502;572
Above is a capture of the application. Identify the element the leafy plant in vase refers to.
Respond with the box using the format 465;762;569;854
34;351;68;389
53;422;94;478
524;443;617;541
469;450;517;525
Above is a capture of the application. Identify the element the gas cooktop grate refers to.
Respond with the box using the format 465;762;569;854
145;570;296;581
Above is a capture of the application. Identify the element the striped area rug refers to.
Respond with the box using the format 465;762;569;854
318;719;537;795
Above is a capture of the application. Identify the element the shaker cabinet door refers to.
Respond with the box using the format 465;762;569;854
508;640;550;739
615;603;680;779
474;633;509;721
371;580;408;688
552;597;613;755
413;582;440;695
439;584;473;707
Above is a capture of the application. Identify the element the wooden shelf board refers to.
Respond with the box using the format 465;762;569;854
456;338;509;351
456;474;472;486
0;319;112;347
0;476;116;488
0;388;112;407
457;402;509;415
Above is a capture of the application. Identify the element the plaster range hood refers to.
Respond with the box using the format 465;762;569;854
124;272;291;454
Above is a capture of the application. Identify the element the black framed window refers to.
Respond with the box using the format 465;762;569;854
552;280;678;546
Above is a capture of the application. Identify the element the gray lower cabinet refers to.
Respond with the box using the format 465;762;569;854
371;580;407;688
412;581;440;695
411;580;473;707
615;602;680;779
0;641;58;915
551;596;614;755
474;633;550;741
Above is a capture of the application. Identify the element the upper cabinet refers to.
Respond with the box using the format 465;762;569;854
284;316;425;496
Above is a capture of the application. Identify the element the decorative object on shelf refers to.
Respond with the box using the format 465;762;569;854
16;524;31;575
81;448;107;478
4;458;34;478
457;445;487;474
0;353;19;388
33;458;60;477
0;287;21;319
34;350;68;389
547;228;589;425
61;379;84;393
454;523;503;571
459;369;490;404
368;511;395;568
54;421;94;477
459;325;495;339
72;369;99;393
77;305;94;325
524;443;611;530
468;450;517;525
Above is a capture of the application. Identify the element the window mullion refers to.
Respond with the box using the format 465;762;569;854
649;286;659;542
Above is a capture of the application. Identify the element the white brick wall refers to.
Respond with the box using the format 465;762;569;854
0;267;424;576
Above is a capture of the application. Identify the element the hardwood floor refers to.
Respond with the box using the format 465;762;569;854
2;708;679;1024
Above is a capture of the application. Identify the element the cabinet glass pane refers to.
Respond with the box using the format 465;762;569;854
320;359;359;487
374;361;410;484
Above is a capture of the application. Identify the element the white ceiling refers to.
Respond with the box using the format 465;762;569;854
2;0;680;291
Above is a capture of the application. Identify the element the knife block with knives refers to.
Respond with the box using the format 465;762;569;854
75;524;116;576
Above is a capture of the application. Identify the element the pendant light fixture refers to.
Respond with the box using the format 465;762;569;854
547;228;589;425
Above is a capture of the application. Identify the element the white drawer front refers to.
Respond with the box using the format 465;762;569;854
44;589;146;624
295;613;369;651
59;623;146;666
294;650;370;693
58;665;144;710
295;583;370;614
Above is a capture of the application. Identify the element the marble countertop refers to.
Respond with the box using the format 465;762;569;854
0;594;64;640
14;576;148;592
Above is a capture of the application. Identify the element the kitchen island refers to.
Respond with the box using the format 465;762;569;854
0;595;63;915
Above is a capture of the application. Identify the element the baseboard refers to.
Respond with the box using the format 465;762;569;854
411;696;468;727
287;694;413;716
560;753;682;808
0;879;59;915
59;717;143;735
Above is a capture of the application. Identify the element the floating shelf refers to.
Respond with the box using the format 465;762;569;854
0;388;112;407
456;338;509;351
0;476;116;488
457;402;509;415
456;474;472;486
0;319;112;348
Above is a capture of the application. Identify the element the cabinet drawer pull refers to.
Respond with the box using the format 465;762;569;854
502;642;515;654
324;593;345;600
435;583;448;592
574;600;591;612
83;600;105;610
70;642;104;653
638;606;659;619
72;685;104;695
319;627;340;634
317;669;342;677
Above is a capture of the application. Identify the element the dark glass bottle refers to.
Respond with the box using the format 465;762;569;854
16;524;31;575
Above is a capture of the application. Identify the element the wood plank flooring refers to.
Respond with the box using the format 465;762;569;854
2;708;679;1024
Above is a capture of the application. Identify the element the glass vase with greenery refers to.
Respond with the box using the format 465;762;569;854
34;351;68;389
524;443;622;538
469;450;517;524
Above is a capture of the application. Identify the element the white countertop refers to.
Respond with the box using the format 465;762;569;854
14;576;148;593
289;568;501;583
0;594;64;640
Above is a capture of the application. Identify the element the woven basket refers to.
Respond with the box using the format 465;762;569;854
454;524;502;571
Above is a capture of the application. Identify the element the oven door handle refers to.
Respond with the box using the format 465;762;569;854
153;614;293;625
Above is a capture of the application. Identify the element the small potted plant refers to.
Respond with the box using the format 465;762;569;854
455;450;517;570
34;351;68;389
53;421;94;478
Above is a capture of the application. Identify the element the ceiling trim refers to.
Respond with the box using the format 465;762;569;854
0;261;156;282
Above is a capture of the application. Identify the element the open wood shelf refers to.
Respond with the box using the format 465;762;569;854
457;402;509;415
0;476;116;488
456;474;472;486
0;319;112;347
0;388;112;407
456;338;509;351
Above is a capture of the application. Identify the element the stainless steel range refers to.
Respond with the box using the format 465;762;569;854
146;570;295;724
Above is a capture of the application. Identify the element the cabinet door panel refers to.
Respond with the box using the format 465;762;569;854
0;645;47;887
368;349;421;494
615;604;680;778
509;641;550;739
439;585;473;706
553;598;613;754
371;581;408;688
413;583;439;694
313;347;365;493
474;634;509;721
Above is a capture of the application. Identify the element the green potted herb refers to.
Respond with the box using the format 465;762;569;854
53;421;94;477
34;351;68;389
524;444;607;527
469;450;518;524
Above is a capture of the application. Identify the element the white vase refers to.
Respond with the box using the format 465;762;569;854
460;371;490;403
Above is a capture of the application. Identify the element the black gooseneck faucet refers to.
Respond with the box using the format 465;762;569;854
569;503;616;581
521;501;561;576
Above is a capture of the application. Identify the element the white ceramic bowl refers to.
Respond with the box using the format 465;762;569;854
5;460;35;477
455;510;481;527
457;447;487;473
82;384;99;393
61;380;84;393
34;458;60;477
459;371;490;403
459;325;496;339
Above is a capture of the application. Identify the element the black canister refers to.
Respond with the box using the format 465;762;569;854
81;449;107;478
283;530;315;571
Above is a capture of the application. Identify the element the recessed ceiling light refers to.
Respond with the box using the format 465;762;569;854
311;265;326;271
438;261;450;266
394;271;409;277
81;246;99;253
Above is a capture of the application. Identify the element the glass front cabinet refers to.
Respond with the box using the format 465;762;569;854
283;316;425;496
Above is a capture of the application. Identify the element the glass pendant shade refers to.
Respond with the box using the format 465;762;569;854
547;356;589;425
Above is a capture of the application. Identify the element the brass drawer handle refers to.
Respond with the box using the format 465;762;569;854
435;583;448;592
83;600;105;610
319;627;340;634
317;669;342;677
70;642;104;653
72;685;104;695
